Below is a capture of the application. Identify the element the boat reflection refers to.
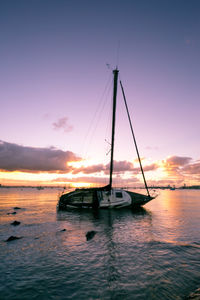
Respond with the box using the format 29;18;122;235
56;206;153;253
56;207;154;297
56;206;151;223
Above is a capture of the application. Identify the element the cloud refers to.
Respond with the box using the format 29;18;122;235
0;140;80;173
160;155;200;185
182;162;200;175
52;117;73;133
131;163;158;174
166;156;192;166
72;160;158;176
1;141;198;187
71;160;135;175
143;163;158;171
52;175;140;186
108;160;134;173
72;164;105;174
0;139;157;177
162;156;192;174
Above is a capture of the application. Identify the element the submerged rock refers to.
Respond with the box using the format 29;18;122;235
11;221;21;226
60;229;66;232
14;207;21;210
5;236;22;242
7;212;16;215
186;288;200;299
86;230;97;241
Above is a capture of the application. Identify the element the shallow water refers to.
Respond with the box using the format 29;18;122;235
0;188;200;299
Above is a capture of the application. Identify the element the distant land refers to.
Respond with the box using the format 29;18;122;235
0;184;200;190
0;185;63;189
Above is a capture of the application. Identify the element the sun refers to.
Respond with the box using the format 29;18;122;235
71;182;91;188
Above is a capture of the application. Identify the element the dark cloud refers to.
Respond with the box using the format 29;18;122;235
72;164;105;174
109;160;134;173
0;140;80;173
165;156;192;166
0;140;157;177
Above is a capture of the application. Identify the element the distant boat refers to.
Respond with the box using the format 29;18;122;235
58;68;155;209
37;186;44;190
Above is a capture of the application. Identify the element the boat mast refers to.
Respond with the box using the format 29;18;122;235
109;68;119;189
120;80;150;198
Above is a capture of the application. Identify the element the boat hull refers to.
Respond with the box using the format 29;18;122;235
58;187;153;210
126;191;153;207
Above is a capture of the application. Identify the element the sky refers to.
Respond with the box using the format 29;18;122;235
0;0;200;188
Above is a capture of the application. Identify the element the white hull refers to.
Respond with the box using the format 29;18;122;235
99;189;132;208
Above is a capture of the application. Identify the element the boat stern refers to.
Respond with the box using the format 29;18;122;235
126;191;154;207
58;188;100;210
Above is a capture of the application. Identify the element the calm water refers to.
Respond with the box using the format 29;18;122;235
0;188;200;300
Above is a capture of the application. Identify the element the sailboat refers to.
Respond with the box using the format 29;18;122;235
58;68;155;209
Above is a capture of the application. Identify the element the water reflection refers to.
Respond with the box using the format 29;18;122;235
56;207;152;237
146;190;200;244
1;189;200;299
56;207;154;298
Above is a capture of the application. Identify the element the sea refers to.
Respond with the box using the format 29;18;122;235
0;188;200;300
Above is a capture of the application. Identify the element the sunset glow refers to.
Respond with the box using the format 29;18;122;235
0;1;199;188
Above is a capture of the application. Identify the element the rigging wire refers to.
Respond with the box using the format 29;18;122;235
104;88;113;156
119;79;150;197
80;72;113;161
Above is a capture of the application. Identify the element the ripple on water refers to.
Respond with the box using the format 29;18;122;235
0;189;200;299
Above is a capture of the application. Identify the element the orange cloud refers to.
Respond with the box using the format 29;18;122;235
162;156;192;174
160;155;200;186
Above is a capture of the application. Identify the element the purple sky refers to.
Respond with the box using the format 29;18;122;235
0;0;200;186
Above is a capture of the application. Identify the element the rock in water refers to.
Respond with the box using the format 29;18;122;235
6;236;22;242
14;207;21;210
86;230;96;241
11;221;21;226
186;288;200;299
